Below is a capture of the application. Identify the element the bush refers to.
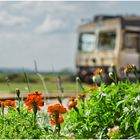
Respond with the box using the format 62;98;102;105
0;105;48;139
63;82;140;139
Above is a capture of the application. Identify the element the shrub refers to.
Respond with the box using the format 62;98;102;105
63;82;140;139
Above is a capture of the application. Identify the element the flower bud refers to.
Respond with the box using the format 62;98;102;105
94;68;103;75
111;64;115;67
109;72;113;78
92;76;96;83
76;77;80;81
16;88;20;98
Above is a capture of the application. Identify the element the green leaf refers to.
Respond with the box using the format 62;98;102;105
134;117;140;132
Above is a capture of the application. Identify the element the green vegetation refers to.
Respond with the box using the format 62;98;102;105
64;82;140;139
0;78;140;138
0;73;71;83
0;105;50;139
0;73;84;93
0;82;81;93
0;64;139;138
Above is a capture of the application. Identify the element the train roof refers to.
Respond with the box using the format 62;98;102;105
79;15;140;30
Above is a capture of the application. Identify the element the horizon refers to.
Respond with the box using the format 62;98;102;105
0;66;75;73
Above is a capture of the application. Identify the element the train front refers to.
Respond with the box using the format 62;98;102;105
76;18;120;83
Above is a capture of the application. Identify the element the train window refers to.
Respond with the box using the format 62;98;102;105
124;32;138;49
98;31;116;50
79;33;96;52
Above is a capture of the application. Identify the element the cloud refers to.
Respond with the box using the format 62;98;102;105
0;1;139;71
97;1;119;9
35;15;68;33
0;11;30;27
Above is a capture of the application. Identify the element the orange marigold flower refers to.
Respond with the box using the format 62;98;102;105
69;96;75;102
4;100;16;108
124;64;137;73
47;104;67;115
50;116;64;126
94;68;103;75
78;93;86;101
78;93;86;99
0;100;2;108
24;91;44;111
68;101;77;110
88;85;98;91
68;96;78;110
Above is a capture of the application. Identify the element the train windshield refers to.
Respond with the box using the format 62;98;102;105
79;33;96;52
98;31;116;50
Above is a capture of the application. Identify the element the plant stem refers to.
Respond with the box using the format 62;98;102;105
125;73;130;83
1;102;4;129
23;69;31;92
34;60;50;104
99;75;104;84
33;106;37;127
37;73;49;104
55;114;60;135
16;88;20;114
56;76;64;105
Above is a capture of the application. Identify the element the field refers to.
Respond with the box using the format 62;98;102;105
0;74;76;92
0;82;81;93
0;73;89;94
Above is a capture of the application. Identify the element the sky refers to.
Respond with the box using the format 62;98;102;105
1;1;140;72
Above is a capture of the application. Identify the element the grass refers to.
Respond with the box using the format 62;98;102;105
0;81;89;93
0;73;90;94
